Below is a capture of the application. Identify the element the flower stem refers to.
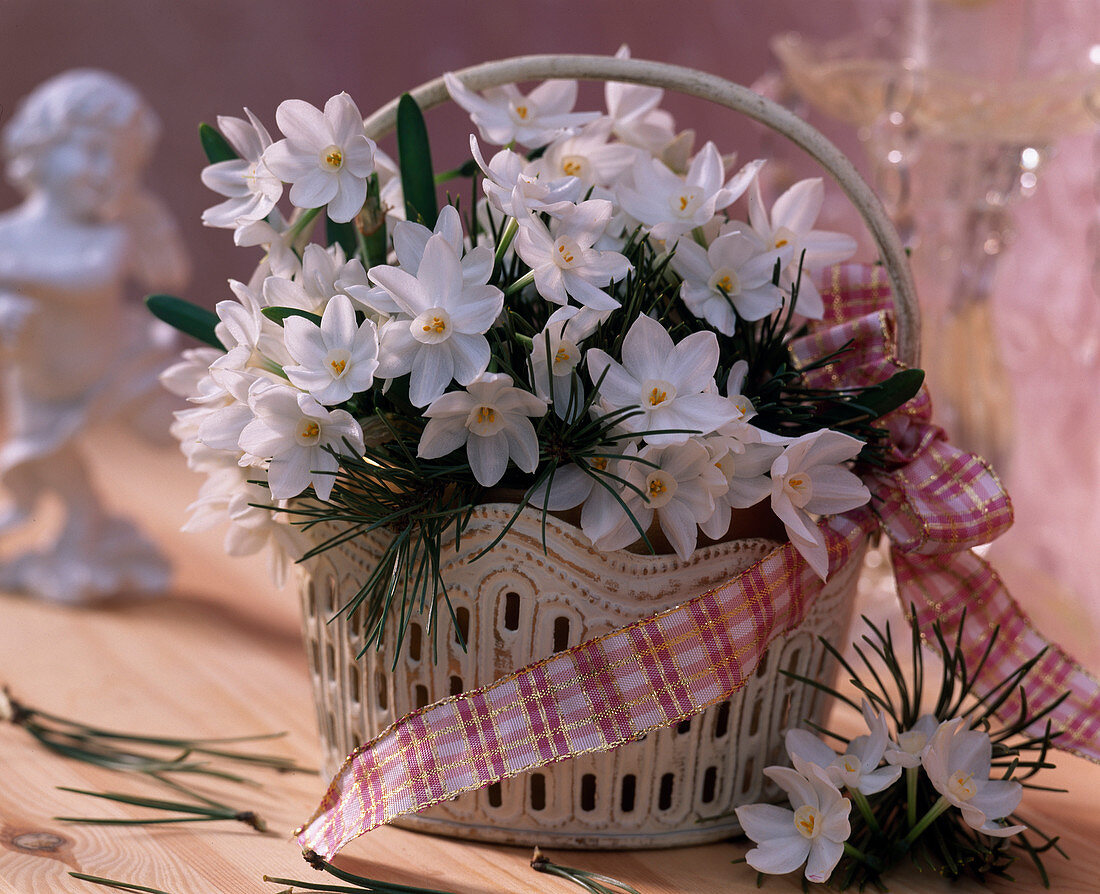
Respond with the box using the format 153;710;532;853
287;206;323;246
503;270;535;297
692;225;709;248
494;217;519;271
906;766;918;829
842;841;881;870
900;795;952;850
849;788;881;834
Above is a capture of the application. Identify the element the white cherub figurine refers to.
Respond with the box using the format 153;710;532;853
0;69;189;603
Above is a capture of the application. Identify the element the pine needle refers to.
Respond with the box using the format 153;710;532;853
530;848;642;894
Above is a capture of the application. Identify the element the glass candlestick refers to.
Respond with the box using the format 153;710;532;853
774;1;1100;475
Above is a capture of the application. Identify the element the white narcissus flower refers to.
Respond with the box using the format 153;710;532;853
471;137;580;219
443;73;599;149
235;212;302;282
530;317;586;420
262;92;376;223
238;383;364;501
885;714;940;768
604;45;677;155
733;177;858;320
528;119;640;192
787;700;903;796
514;199;630;312
670;230;790;335
735;765;851;884
526;450;621;516
616;143;764;242
768;429;871;580
200;109;282;229
283;294;379;405
159;346;225;403
369;232;503;407
180;461;306;588
181;464;304;579
196;368;262;454
211;280;292;380
417;373;547;487
699;435;783;540
922;718;1027;838
589;439;727;560
586;313;740;447
263;243;366;316
343;205;483;318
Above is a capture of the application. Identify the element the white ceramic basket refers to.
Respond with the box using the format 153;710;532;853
297;54;919;850
301;507;866;848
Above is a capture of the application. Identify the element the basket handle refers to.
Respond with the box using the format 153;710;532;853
362;53;920;367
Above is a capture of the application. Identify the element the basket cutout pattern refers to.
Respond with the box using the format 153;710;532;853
299;505;863;848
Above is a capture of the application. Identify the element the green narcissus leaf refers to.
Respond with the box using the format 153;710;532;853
855;368;925;420
361;173;389;267
198;123;238;164
326;216;358;259
146;294;222;350
397;93;438;228
261;306;323;327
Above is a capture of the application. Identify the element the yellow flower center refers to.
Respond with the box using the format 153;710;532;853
562;158;582;177
329;358;347;375
476;407;496;425
793;804;821;840
775;237;789;248
789;476;804;489
303;422;319;438
589;456;608;472
557;243;575;264
514;104;529;120
947;770;978;801
644;470;677;508
648;387;667;406
322;145;344;170
422;316;447;334
678;195;690;212
555;346;571;365
715;274;734;292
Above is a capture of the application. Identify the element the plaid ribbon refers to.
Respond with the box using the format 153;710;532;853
295;264;1100;859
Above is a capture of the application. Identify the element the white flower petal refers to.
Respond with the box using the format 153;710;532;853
745;837;812;876
418;416;469;460
275;99;330;149
804;836;843;883
772;178;823;235
408;345;454;407
735;803;797;843
289;168;338;210
467;433;508;486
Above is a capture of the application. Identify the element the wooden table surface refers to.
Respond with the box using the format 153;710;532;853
2;432;1099;894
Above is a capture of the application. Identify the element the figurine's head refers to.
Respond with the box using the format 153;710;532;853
2;69;161;219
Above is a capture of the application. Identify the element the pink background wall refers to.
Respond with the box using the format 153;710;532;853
0;1;871;302
3;1;1099;662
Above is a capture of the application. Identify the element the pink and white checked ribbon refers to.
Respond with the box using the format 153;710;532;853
296;265;1100;860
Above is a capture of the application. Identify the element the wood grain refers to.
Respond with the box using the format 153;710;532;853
1;431;1098;893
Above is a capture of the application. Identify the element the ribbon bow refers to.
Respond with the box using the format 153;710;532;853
296;265;1100;860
